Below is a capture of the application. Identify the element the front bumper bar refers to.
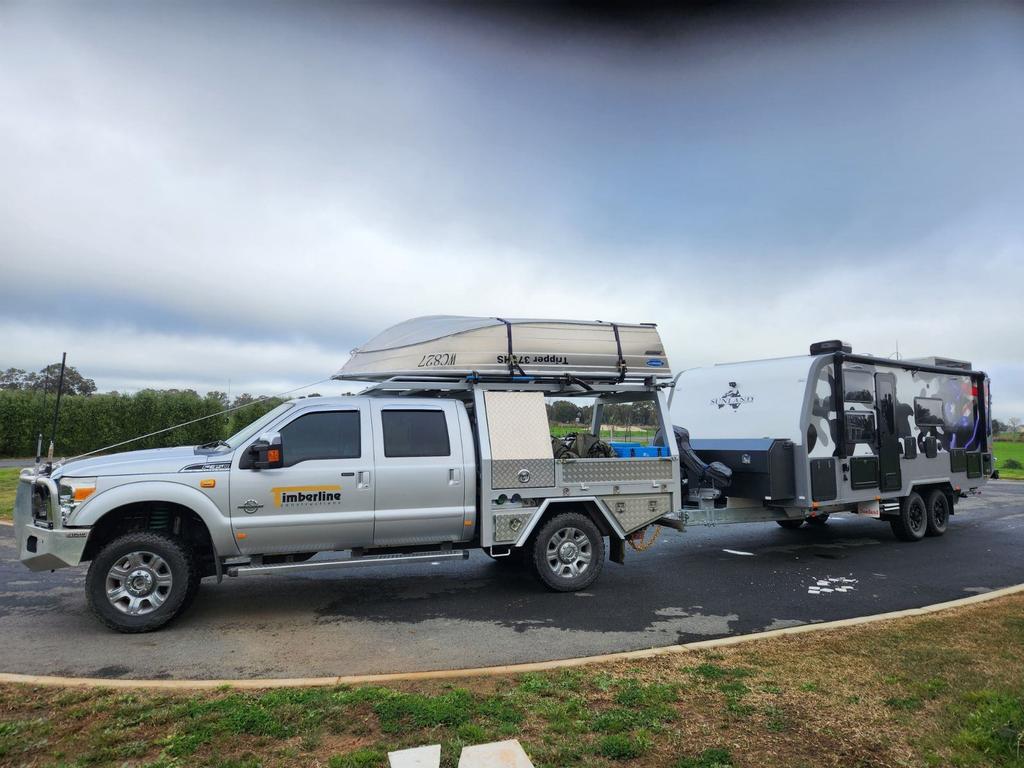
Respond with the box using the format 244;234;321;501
14;473;89;571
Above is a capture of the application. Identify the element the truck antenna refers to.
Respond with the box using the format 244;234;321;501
45;352;67;470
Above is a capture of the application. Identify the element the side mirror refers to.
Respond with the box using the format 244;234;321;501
249;432;283;470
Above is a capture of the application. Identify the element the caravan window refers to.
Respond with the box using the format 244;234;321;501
914;397;945;426
843;370;875;404
845;412;876;444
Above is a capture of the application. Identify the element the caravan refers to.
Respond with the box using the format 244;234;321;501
670;340;993;540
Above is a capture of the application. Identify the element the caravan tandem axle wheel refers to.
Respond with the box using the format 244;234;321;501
890;492;928;542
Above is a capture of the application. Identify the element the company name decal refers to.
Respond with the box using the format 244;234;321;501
271;485;343;507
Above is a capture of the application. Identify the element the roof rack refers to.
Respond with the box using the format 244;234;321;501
357;373;668;398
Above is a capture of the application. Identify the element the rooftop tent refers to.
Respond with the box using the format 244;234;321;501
335;315;672;381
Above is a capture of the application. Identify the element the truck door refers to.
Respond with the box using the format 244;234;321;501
875;373;902;492
230;405;374;555
369;401;469;547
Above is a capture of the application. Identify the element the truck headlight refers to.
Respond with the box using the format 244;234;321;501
58;477;97;522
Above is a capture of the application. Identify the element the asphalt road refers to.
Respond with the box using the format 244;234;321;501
2;482;1022;681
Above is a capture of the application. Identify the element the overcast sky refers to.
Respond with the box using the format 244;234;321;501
1;2;1022;416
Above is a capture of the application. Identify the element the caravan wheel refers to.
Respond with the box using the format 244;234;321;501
890;492;927;542
776;519;804;530
925;490;950;537
806;514;830;527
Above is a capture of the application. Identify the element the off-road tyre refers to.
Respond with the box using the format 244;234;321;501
530;512;605;592
925;489;950;537
890;492;927;542
806;514;830;527
776;519;804;530
86;531;197;633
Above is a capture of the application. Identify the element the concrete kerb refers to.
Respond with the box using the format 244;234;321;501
1;583;1021;691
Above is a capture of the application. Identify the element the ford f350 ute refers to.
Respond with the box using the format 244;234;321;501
14;317;684;632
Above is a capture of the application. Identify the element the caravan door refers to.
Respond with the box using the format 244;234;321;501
875;373;902;492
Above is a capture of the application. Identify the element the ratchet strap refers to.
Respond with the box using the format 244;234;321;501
495;317;526;377
611;323;627;381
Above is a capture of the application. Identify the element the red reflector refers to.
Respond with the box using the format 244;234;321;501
268;449;280;462
971;386;978;396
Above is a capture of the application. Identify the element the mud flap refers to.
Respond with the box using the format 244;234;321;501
609;536;626;565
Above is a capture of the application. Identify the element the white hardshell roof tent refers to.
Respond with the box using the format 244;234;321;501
335;315;672;382
670;355;825;444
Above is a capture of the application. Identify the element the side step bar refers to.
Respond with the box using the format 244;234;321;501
226;549;469;577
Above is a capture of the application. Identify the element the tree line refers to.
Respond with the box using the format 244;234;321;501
0;365;285;458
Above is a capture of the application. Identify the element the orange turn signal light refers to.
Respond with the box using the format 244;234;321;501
236;532;248;540
73;487;95;502
268;449;281;463
200;479;216;489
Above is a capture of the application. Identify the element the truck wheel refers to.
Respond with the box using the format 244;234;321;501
86;531;197;633
890;492;927;542
776;519;804;530
806;514;830;527
925;489;950;537
530;512;605;592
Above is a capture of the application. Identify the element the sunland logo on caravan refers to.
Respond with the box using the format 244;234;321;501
711;382;754;411
271;485;343;507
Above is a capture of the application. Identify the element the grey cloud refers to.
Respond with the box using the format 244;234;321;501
0;1;1021;417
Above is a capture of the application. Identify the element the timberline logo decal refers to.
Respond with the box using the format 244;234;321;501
272;485;343;507
711;382;754;410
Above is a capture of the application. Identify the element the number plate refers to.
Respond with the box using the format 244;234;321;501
857;500;880;518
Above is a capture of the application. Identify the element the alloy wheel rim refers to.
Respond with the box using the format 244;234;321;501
909;501;926;532
546;526;592;579
932;498;948;526
105;551;173;616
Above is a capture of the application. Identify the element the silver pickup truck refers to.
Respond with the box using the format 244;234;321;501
14;379;682;632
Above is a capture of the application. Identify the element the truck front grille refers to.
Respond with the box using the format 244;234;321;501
29;483;52;526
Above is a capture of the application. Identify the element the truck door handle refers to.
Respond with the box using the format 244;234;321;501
358;470;371;489
449;468;461;485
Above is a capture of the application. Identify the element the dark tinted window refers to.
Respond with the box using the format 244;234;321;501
280;411;360;466
845;412;876;444
382;410;450;457
914;397;945;426
843;370;875;404
877;377;896;435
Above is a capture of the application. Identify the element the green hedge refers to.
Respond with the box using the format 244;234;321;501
0;390;283;458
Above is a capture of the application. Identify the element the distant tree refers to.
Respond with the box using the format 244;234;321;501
205;390;230;409
1009;417;1022;433
550;400;581;424
992;419;1007;435
1;364;97;395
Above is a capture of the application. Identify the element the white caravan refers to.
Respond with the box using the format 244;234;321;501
669;340;993;539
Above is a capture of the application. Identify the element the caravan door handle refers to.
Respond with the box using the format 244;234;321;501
449;468;461;485
357;470;372;489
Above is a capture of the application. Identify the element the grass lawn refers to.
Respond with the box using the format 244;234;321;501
0;467;19;523
551;424;658;442
994;440;1024;480
1;594;1022;768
